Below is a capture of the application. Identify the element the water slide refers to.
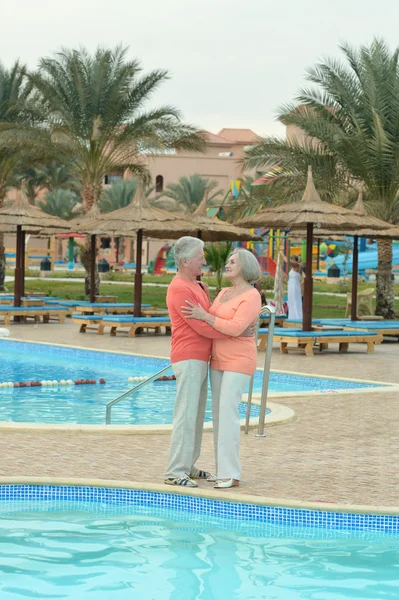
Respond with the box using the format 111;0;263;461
331;243;399;273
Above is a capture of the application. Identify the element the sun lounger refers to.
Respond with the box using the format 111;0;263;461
283;319;324;328
257;326;382;355
97;316;171;337
45;299;92;308
71;314;104;333
75;303;151;315
259;314;287;327
340;320;399;339
0;305;69;325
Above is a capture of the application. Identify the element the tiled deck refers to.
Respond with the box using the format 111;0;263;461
1;321;398;507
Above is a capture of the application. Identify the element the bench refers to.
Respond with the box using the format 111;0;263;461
97;316;171;337
257;327;382;355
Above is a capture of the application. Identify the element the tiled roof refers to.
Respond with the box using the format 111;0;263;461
217;128;259;143
201;131;233;146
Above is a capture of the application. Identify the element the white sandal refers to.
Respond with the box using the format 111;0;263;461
213;479;239;489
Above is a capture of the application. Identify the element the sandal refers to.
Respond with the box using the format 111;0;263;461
213;479;239;489
164;476;198;488
190;468;212;480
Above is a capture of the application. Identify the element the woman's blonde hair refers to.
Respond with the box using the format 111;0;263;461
228;248;261;284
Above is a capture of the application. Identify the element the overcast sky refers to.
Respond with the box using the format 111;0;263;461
1;0;398;137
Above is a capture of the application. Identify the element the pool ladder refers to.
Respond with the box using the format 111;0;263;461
105;305;276;436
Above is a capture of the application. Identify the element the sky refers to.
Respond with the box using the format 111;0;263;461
1;0;399;138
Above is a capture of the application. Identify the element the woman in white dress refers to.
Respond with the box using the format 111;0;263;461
287;256;303;320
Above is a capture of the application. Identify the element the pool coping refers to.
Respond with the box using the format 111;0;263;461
0;476;398;517
0;401;295;434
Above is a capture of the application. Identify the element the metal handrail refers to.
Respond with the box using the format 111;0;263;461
245;305;276;436
105;364;172;424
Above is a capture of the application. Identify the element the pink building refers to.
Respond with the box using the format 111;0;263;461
4;128;260;267
142;128;259;195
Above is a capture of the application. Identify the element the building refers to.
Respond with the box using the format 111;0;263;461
4;128;261;268
142;128;259;194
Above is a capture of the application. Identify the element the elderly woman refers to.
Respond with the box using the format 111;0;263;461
182;248;261;489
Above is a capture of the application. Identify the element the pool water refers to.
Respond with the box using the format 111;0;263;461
0;501;398;599
0;341;384;426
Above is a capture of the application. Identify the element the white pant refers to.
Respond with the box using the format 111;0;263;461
165;360;208;479
210;369;251;480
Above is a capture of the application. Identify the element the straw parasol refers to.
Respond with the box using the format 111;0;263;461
237;167;391;330
191;192;262;242
75;182;199;315
294;188;396;320
0;182;71;306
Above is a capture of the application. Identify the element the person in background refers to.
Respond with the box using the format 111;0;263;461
182;248;261;489
286;255;303;320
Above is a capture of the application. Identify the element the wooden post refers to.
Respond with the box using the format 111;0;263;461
302;222;314;331
20;231;26;299
351;235;359;321
89;234;96;303
49;235;56;266
134;229;143;317
14;226;23;307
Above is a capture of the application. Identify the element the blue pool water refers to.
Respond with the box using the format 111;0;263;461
0;486;398;599
0;341;385;426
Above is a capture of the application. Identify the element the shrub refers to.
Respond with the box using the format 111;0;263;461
337;279;351;294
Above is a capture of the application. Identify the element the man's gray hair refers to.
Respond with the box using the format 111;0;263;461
229;248;261;283
174;236;204;268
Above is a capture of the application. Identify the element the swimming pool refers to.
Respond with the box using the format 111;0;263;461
0;340;386;426
0;484;397;599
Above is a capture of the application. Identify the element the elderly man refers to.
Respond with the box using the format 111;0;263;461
165;236;229;487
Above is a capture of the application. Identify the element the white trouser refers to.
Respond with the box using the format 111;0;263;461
210;369;251;480
165;359;208;479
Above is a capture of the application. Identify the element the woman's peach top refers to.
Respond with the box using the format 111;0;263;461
209;287;261;375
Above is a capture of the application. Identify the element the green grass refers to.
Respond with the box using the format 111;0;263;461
6;279;355;317
7;266;399;295
6;280;168;308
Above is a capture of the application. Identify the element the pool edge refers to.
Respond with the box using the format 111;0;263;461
0;401;296;434
0;476;398;516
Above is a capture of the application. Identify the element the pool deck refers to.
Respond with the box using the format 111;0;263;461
1;321;399;509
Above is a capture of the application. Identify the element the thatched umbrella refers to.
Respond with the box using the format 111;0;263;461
237;167;390;330
75;183;199;315
293;188;394;320
0;183;70;306
192;192;262;242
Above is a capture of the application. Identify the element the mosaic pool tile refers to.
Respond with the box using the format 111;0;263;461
0;485;397;537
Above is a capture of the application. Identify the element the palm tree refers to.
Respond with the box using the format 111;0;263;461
30;46;204;210
29;46;204;291
14;163;81;198
243;39;399;318
158;174;223;213
0;60;50;290
37;189;80;220
98;178;154;213
204;242;233;293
